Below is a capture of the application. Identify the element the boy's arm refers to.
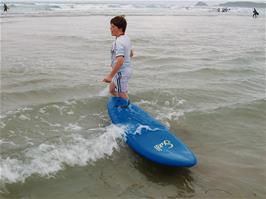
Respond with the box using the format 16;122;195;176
102;56;124;83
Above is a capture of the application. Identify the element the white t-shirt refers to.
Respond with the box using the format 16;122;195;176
111;34;132;73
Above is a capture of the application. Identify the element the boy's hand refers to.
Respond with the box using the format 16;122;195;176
102;74;112;83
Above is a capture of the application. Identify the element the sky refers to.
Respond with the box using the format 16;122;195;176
3;0;265;5
3;0;265;2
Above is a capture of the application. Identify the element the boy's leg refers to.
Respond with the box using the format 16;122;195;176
109;82;118;96
117;72;130;99
118;92;129;99
109;81;128;99
111;70;132;100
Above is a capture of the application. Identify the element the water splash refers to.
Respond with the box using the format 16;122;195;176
0;124;126;185
98;85;109;97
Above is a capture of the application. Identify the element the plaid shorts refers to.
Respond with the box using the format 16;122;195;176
112;69;132;93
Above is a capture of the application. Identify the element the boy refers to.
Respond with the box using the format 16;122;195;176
102;16;133;100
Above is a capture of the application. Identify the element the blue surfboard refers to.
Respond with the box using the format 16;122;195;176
107;97;197;167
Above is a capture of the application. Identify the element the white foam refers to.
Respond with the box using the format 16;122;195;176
18;114;31;121
51;104;65;115
5;1;261;17
173;98;186;105
0;124;126;184
156;110;185;128
135;124;160;135
40;117;61;127
0;121;6;128
0;140;15;146
64;123;82;131
164;101;170;106
64;99;77;105
136;99;158;106
165;111;185;121
0;114;7;119
67;111;74;115
39;107;47;114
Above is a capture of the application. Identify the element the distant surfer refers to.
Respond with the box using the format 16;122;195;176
102;16;133;101
253;8;259;18
3;3;9;12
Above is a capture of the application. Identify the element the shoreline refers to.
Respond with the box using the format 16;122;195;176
1;12;265;18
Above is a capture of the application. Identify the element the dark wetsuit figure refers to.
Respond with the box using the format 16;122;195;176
253;8;259;18
4;3;9;12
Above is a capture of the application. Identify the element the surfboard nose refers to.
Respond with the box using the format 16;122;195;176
151;144;197;167
170;152;197;167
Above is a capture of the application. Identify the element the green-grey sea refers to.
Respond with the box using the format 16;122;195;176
1;3;266;198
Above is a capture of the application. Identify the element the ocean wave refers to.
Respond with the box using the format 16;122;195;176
2;1;265;17
184;98;266;121
177;67;257;77
1;84;101;112
0;93;185;187
0;124;126;185
1;89;265;187
133;89;265;122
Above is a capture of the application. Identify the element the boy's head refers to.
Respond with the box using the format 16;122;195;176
110;16;127;34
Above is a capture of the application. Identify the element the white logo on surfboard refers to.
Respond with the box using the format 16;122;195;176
154;140;174;152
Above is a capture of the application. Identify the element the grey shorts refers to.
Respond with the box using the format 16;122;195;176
112;69;132;93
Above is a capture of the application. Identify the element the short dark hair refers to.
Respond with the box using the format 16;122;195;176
110;16;127;33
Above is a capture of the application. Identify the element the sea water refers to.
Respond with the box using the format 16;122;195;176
1;0;266;17
1;1;265;198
